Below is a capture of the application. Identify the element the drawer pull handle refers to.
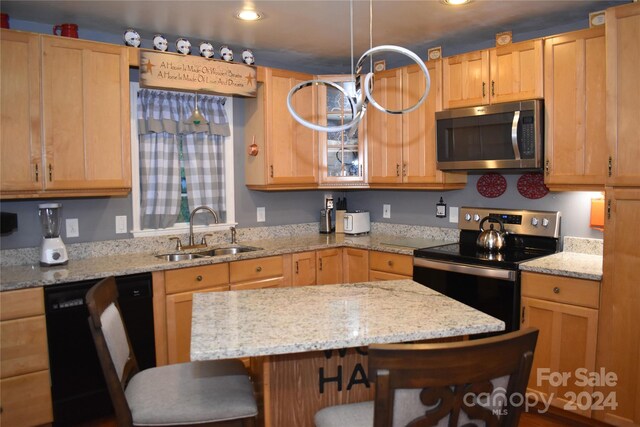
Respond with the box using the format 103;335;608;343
553;287;560;294
256;266;262;272
196;275;203;281
388;260;394;267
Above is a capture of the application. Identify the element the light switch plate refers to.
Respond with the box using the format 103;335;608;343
115;215;128;234
66;218;79;238
257;207;266;222
449;207;459;223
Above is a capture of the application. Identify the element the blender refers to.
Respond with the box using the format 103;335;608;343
39;203;68;266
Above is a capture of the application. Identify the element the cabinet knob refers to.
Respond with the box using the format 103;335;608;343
388;260;394;267
553;287;560;294
196;275;203;281
256;266;262;272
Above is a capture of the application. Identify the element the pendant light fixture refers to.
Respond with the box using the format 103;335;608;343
186;92;208;125
287;0;430;133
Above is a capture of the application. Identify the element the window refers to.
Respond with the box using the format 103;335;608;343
129;82;235;237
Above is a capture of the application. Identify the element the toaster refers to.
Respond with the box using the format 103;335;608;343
343;211;370;235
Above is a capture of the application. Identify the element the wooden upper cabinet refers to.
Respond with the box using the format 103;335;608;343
1;31;131;199
606;2;640;186
366;68;403;185
368;62;466;189
544;27;607;191
443;50;489;108
0;30;42;194
443;39;543;109
489;39;543;104
245;67;318;190
41;36;131;192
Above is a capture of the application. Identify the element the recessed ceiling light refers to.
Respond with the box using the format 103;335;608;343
442;0;472;5
236;9;262;21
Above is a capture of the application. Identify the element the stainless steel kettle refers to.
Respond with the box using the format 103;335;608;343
476;216;507;251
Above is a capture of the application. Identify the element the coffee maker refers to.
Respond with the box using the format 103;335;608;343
320;196;334;234
39;203;68;266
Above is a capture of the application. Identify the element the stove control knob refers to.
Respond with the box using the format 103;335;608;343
542;218;550;228
473;214;481;222
464;213;472;221
531;217;539;227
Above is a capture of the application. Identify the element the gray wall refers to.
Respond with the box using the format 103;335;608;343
0;16;605;249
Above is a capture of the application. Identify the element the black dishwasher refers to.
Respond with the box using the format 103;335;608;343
44;273;156;426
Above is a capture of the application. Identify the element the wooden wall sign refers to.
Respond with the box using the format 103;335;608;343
139;51;257;97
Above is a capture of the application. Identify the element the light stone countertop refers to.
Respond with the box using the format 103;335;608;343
0;233;453;291
190;279;505;360
519;252;603;281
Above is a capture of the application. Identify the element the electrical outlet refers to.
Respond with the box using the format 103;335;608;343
383;204;391;219
449;207;459;223
257;207;266;222
66;218;79;238
115;215;128;234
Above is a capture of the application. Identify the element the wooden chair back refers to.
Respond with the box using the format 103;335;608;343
368;328;539;427
86;276;139;426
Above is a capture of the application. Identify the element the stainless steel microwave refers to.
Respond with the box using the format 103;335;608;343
435;100;543;171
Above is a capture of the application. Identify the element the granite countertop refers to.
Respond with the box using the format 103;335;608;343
190;279;505;360
0;233;452;291
519;252;603;281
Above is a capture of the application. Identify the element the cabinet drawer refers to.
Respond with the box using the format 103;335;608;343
0;315;49;379
165;263;229;294
369;251;413;276
230;277;284;291
522;272;600;308
230;256;283;283
369;270;412;282
0;288;44;321
0;370;53;426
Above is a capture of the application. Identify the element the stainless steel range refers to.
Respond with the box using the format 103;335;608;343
413;207;561;337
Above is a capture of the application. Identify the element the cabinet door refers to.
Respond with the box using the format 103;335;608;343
266;68;318;185
442;50;489;109
596;187;640;425
343;248;369;283
606;3;640;186
522;296;598;417
0;30;42;194
41;36;130;192
292;251;316;286
367;68;403;184
317;75;366;185
489;39;543;104
165;284;228;364
316;248;342;285
0;370;53;426
544;28;606;190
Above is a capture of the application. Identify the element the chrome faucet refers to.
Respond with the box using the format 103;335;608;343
230;226;237;244
188;206;219;247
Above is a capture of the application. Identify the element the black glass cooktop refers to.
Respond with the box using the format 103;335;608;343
414;230;559;270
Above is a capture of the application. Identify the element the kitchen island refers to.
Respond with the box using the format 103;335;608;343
191;279;504;427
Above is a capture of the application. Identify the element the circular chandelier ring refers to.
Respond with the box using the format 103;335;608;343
286;80;366;133
358;45;431;114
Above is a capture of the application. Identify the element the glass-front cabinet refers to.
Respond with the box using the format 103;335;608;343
318;75;366;186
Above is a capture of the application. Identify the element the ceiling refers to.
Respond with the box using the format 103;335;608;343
1;0;628;73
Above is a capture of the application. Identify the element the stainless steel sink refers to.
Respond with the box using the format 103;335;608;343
195;246;262;257
156;253;204;262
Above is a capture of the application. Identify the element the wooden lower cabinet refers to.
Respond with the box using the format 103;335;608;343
292;251;316;286
521;272;600;418
369;251;413;280
343;248;369;283
316;248;342;285
0;287;53;426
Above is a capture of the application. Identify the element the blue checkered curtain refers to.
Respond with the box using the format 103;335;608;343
137;89;230;229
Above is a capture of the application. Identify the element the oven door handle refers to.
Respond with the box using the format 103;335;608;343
413;258;517;281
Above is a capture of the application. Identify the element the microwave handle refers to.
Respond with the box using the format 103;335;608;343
511;110;521;161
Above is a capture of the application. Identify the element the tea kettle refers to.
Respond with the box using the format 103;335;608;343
476;216;507;251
